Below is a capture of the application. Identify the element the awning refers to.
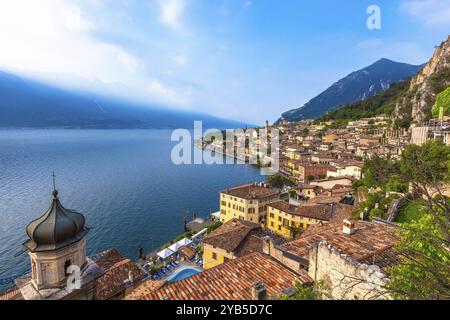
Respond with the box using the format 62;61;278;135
211;211;220;219
191;228;208;239
168;238;193;252
157;248;175;259
176;238;192;247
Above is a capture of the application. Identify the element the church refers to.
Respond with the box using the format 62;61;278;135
0;186;144;300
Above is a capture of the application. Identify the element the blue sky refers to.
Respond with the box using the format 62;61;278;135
0;0;449;124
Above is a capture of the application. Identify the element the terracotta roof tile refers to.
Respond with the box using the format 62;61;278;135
0;287;23;300
222;183;279;200
131;252;312;300
202;219;261;252
282;221;398;264
93;248;144;300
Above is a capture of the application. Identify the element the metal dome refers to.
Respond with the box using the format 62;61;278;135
23;190;89;252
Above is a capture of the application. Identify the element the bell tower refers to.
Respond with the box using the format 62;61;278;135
23;176;89;290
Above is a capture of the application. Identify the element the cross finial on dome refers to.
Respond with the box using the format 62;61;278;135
51;172;58;198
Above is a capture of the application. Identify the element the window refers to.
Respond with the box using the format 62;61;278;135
212;252;217;260
270;222;274;227
64;259;72;276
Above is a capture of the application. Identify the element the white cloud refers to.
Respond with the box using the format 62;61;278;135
400;0;450;28
172;55;187;66
158;0;187;31
0;0;194;108
147;79;192;106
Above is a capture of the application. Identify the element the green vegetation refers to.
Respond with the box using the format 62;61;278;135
318;80;410;122
385;214;450;300
432;86;450;118
395;200;427;224
375;141;450;300
267;173;293;188
430;67;450;94
206;221;222;233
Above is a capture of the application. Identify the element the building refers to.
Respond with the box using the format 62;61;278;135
263;220;399;300
311;177;354;190
1;188;143;300
219;183;279;223
125;252;312;300
327;162;363;180
293;185;323;200
297;163;332;183
202;219;264;269
266;201;350;239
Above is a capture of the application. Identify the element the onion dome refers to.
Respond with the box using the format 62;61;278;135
23;189;89;252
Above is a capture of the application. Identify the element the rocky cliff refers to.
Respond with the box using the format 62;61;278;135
394;35;450;122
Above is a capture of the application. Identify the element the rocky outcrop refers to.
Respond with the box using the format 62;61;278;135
394;35;450;123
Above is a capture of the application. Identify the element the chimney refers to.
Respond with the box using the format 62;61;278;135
343;219;355;235
251;281;267;300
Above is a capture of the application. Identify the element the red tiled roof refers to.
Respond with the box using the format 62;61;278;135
202;219;261;252
268;201;345;221
0;287;23;300
282;221;398;263
221;183;279;199
93;248;144;300
133;252;312;300
123;280;165;300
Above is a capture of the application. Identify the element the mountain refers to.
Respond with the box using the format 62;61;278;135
318;35;450;127
278;58;424;122
0;71;248;129
394;35;450;122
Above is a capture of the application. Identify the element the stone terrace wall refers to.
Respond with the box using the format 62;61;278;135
308;241;391;300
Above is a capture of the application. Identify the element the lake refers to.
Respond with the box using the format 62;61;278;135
0;129;263;290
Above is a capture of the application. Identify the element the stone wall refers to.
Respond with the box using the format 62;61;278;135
308;241;390;300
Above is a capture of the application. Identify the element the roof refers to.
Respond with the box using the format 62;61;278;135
179;246;195;259
221;183;279;200
123;280;165;300
92;248;144;300
23;190;89;252
0;287;23;300
202;219;261;252
130;252;312;300
268;201;339;221
282;221;398;263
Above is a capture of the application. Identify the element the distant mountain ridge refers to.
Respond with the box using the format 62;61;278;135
0;71;248;129
317;35;450;127
278;58;424;122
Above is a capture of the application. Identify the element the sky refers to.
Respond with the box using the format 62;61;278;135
0;0;449;124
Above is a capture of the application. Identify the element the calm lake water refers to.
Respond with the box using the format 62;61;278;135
0;129;263;290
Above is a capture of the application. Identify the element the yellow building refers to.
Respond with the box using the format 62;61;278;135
202;219;262;269
285;147;301;160
266;201;336;239
219;183;280;224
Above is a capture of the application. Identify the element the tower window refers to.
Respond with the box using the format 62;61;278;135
64;259;72;276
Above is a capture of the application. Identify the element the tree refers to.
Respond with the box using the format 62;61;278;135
398;141;450;240
267;174;285;189
385;214;450;299
385;141;450;299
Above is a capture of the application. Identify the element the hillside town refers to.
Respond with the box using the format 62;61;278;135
1;97;448;301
